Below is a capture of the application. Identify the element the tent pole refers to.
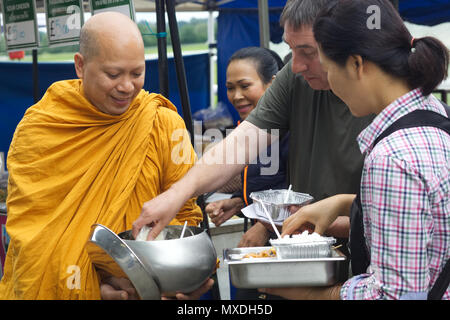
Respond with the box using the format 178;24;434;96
165;0;194;144
155;0;169;98
32;49;39;103
208;10;216;108
258;0;270;48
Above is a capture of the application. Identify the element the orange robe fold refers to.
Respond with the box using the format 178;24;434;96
0;79;202;299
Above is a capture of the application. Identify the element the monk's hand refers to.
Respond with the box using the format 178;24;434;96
206;198;244;227
162;278;215;300
133;187;184;240
100;276;139;300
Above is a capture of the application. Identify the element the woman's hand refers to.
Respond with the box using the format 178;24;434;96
259;284;342;300
282;194;355;237
206;197;245;227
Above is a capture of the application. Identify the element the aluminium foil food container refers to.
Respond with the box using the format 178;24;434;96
250;189;313;221
224;246;347;288
269;237;336;259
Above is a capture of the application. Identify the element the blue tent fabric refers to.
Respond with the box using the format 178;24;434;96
0;53;210;156
214;0;450;27
399;0;450;26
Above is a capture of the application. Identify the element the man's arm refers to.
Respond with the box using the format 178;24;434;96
132;121;272;240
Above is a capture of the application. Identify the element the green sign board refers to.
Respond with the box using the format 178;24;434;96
44;0;84;46
89;0;135;21
1;0;39;51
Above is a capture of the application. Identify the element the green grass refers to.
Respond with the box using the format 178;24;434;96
7;42;209;62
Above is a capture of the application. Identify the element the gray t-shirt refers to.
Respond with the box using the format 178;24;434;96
246;62;374;201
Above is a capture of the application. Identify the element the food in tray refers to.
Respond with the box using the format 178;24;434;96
270;230;335;244
224;247;347;288
269;231;336;259
242;247;276;259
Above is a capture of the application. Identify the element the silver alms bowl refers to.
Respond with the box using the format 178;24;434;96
87;224;217;299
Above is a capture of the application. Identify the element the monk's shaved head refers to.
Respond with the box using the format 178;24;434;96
74;11;146;115
79;12;143;61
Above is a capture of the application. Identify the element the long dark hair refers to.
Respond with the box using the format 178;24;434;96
313;0;449;96
228;47;284;84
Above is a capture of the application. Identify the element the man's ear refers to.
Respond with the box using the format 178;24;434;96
74;53;84;79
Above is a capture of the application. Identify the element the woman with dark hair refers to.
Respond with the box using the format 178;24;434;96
263;0;449;300
206;47;289;250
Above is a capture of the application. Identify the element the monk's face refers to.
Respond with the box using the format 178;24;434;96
75;26;145;115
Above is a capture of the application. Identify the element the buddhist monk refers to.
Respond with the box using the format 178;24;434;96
0;11;212;300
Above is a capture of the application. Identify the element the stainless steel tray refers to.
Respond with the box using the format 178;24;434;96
224;246;347;288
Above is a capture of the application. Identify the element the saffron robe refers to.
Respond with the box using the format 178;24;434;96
0;79;202;299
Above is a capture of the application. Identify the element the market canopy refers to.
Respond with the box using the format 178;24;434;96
31;0;450;26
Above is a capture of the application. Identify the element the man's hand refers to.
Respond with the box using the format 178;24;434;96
100;276;139;300
206;198;245;227
238;222;270;247
132;187;186;240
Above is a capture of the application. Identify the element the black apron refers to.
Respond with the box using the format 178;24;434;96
349;104;450;300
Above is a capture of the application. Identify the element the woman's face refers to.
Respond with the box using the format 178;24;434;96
226;59;271;120
318;48;369;117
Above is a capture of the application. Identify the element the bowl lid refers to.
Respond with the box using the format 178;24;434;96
86;224;161;300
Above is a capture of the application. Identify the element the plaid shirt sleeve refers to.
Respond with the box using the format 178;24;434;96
341;153;436;300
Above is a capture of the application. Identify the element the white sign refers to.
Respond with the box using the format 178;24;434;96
44;0;84;46
1;0;39;51
89;0;136;21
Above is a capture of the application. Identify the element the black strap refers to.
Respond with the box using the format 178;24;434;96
373;109;450;146
428;259;450;300
349;194;369;275
349;103;450;299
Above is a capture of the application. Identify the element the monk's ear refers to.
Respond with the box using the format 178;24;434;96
74;53;85;79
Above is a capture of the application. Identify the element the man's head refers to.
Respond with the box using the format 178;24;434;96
280;0;330;90
74;12;145;115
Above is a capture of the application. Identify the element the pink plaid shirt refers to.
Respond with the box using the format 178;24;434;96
341;88;450;300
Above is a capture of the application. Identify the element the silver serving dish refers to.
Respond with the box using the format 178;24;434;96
250;189;313;221
224;246;347;288
86;224;217;299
